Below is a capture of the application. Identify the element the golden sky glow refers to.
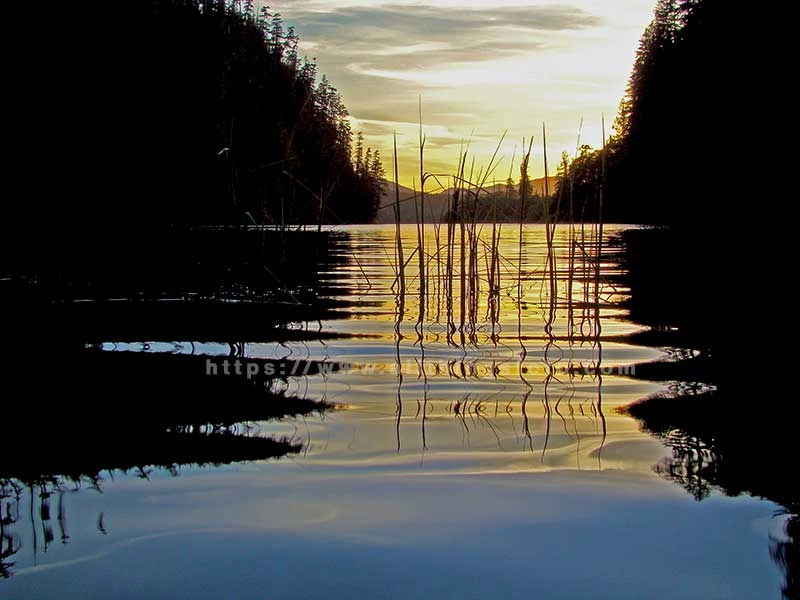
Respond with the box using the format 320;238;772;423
267;0;656;187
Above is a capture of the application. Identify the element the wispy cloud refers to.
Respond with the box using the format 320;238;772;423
266;1;655;181
289;4;599;71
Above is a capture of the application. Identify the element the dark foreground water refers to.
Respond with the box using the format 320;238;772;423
1;225;793;599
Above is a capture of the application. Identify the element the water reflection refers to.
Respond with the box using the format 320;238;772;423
616;227;797;599
0;349;339;578
626;390;798;599
313;224;644;467
1;482;21;579
2;230;352;580
1;225;789;597
0;424;298;580
1;480;82;579
66;225;664;470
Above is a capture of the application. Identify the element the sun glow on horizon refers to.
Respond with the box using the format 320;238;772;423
265;0;656;187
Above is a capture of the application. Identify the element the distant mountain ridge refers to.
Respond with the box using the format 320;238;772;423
375;177;556;224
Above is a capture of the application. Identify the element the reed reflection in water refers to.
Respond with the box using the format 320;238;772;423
1;225;790;600
165;224;668;472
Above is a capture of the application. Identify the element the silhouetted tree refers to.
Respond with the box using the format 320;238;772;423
2;0;384;282
557;0;749;225
556;145;604;222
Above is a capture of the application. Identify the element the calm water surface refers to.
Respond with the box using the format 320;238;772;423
1;225;787;599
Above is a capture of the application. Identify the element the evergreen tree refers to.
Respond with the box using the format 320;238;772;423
558;0;750;225
354;133;365;176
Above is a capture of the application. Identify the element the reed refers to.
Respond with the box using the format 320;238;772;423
387;119;611;461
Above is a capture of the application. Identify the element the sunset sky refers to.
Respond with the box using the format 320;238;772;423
267;0;656;187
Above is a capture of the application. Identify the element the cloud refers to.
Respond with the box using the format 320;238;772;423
294;4;602;35
270;3;606;123
265;4;602;130
289;4;601;71
265;1;653;181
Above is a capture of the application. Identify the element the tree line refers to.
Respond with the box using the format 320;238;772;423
4;0;384;259
556;0;742;225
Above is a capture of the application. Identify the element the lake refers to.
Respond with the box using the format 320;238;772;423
1;224;793;599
